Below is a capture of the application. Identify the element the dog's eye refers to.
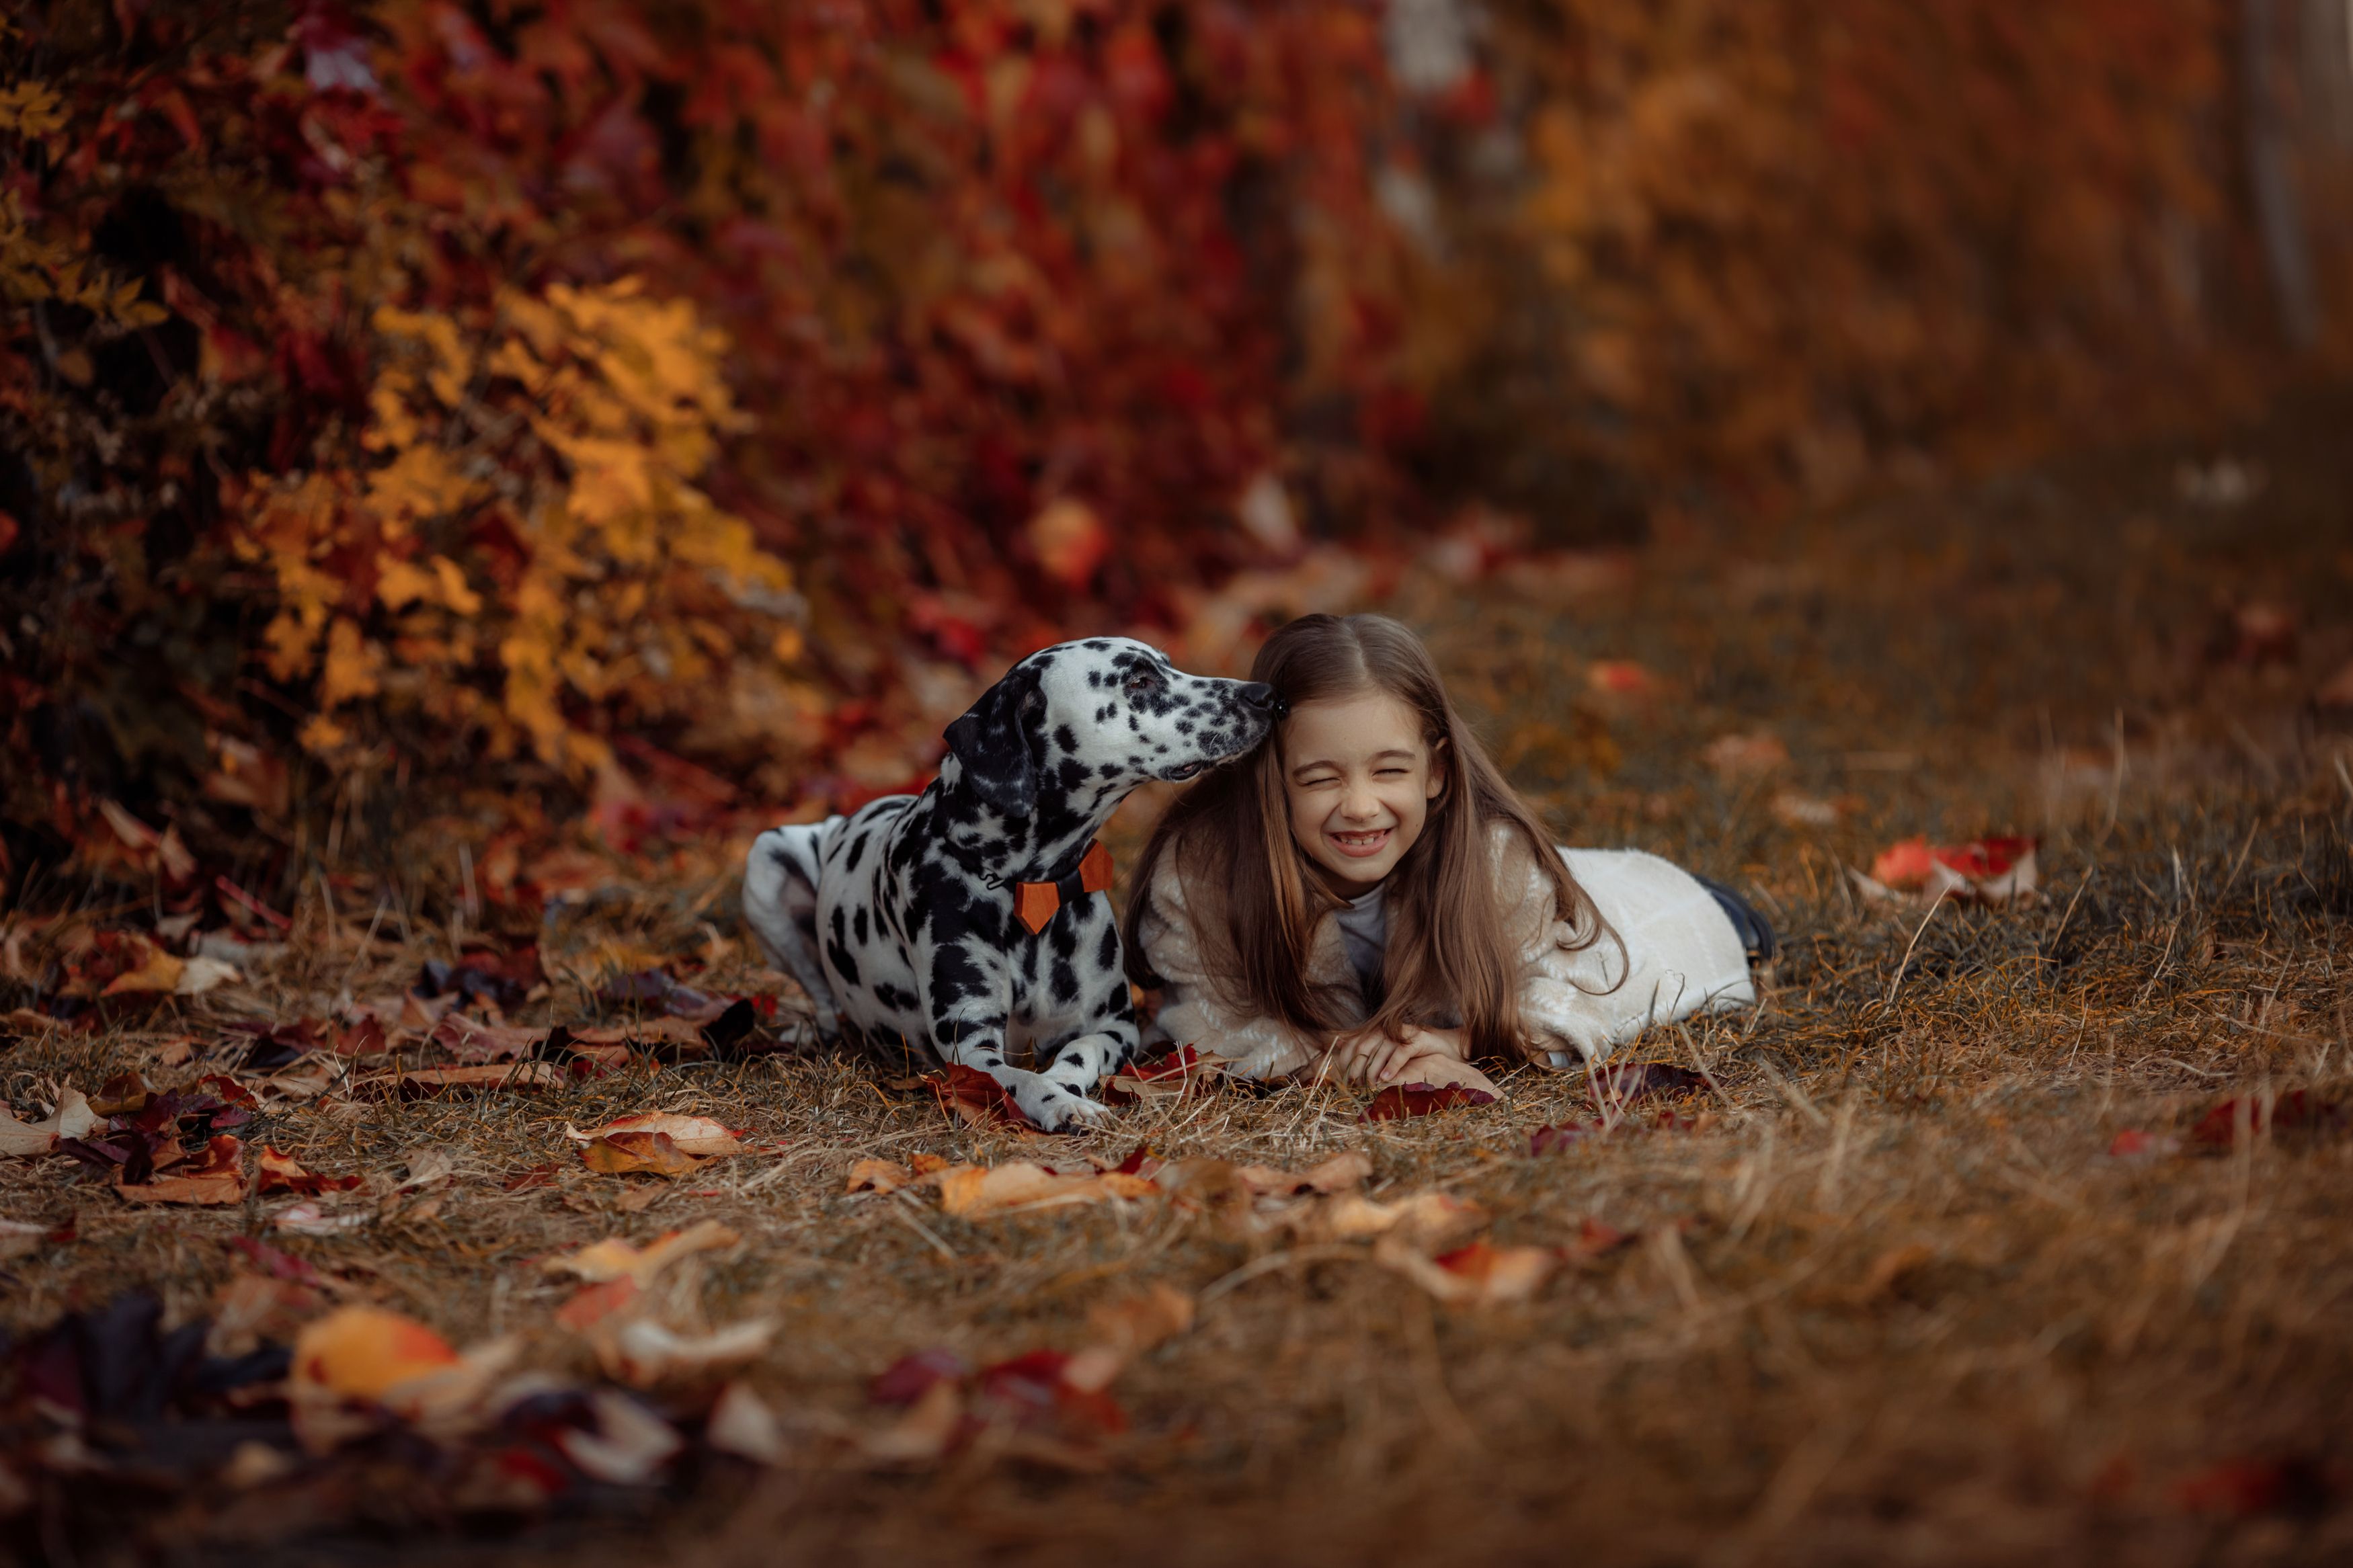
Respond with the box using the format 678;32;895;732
1123;673;1158;696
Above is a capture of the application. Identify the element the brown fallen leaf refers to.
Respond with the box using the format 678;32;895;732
542;1220;742;1286
117;1134;247;1206
428;1014;549;1063
565;1114;744;1158
1;1087;99;1159
580;1131;707;1178
1361;1083;1498;1121
361;1063;565;1096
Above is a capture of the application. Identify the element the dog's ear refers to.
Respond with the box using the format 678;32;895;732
943;663;1043;817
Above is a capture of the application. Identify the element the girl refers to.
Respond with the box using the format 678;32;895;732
1121;614;1769;1094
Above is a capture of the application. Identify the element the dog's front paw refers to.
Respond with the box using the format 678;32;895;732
1005;1071;1115;1132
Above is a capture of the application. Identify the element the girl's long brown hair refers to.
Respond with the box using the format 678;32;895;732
1123;613;1608;1061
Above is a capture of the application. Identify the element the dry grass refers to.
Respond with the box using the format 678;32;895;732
5;396;2353;1567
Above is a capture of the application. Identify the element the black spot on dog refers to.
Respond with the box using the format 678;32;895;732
853;906;869;944
1051;959;1079;1005
844;833;867;872
826;937;861;986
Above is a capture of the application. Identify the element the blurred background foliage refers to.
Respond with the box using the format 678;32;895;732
3;0;2350;897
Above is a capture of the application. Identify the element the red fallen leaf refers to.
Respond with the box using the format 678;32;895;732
1585;660;1659;698
117;1133;246;1205
1361;1083;1499;1122
928;1063;1037;1130
257;1145;365;1196
2107;1128;2183;1159
871;1348;970;1405
2169;1456;2333;1518
502;1163;558;1192
555;1276;640;1332
1862;835;2039;905
1101;1044;1231;1104
230;1235;323;1283
1589;1061;1706;1107
2188;1089;2344;1149
1111;1144;1164;1179
1529;1119;1601;1155
1570;1216;1635;1257
973;1348;1127;1436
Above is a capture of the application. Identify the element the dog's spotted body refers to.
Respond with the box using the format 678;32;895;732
744;638;1276;1130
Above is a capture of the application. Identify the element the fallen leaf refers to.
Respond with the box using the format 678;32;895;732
1585;660;1659;698
2107;1128;2184;1160
580;1131;707;1178
557;1277;640;1331
1589;1061;1708;1107
361;1063;565;1096
596;1317;778;1388
257;1145;365;1196
1231;1149;1374;1196
1361;1082;1498;1121
542;1220;741;1286
871;1348;970;1405
927;1063;1036;1130
936;1161;1127;1217
274;1201;371;1235
846;1157;916;1194
1377;1237;1556;1305
1316;1190;1487;1249
0;1216;63;1260
565;1114;744;1158
555;1390;682;1485
1857;835;2039;905
1700;731;1790;777
1101;1044;1232;1103
2169;1456;2332;1518
2188;1089;2344;1149
116;1134;246;1205
428;1014;548;1063
862;1376;965;1463
291;1306;461;1401
1;1087;95;1157
707;1380;787;1463
99;942;187;995
1062;1283;1195;1393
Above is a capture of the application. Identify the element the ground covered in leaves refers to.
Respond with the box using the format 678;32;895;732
6;395;2353;1567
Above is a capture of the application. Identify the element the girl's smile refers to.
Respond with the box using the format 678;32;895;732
1279;690;1446;897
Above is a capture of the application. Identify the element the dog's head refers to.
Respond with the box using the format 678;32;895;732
941;638;1277;826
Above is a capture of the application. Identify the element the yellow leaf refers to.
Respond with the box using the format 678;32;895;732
320;618;382;706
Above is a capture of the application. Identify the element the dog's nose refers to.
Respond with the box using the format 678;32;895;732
1238;682;1282;717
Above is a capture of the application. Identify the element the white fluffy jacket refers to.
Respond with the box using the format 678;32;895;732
1135;822;1755;1079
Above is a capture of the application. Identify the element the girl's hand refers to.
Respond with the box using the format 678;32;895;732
1330;1024;1468;1086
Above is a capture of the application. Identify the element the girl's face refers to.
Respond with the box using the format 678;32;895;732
1279;689;1446;897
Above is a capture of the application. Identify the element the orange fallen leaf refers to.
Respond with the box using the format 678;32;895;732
1378;1237;1556;1305
257;1145;364;1196
596;1317;779;1389
1231;1149;1373;1196
846;1157;916;1194
1062;1284;1195;1393
292;1307;461;1401
1316;1190;1487;1249
580;1130;706;1178
543;1220;741;1286
1858;835;2038;905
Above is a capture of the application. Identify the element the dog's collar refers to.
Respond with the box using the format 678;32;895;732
1011;841;1115;936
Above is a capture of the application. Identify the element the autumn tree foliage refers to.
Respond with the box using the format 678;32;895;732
0;0;2323;899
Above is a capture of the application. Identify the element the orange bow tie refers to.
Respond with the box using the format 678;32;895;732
1012;841;1115;935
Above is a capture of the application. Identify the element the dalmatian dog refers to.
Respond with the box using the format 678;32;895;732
743;637;1277;1130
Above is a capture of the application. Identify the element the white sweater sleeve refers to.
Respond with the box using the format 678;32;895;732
1509;836;1755;1064
1134;859;1322;1081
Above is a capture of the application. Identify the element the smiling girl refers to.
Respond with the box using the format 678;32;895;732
1121;614;1767;1095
